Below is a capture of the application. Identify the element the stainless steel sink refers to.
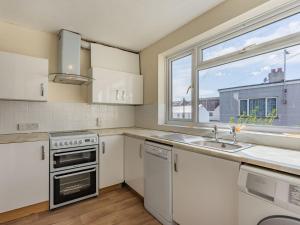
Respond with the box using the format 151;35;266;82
189;139;252;153
152;133;205;143
152;133;252;153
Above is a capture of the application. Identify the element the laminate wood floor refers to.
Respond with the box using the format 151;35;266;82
3;187;161;225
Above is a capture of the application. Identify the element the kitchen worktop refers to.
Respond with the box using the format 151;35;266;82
0;132;49;144
1;127;300;176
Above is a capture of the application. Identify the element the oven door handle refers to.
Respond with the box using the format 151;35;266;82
53;149;96;157
53;168;96;179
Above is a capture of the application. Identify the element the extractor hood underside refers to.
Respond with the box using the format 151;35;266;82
49;73;93;85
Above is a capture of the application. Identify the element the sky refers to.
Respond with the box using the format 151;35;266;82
171;13;300;101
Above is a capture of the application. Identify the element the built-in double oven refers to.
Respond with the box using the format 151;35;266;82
49;131;99;209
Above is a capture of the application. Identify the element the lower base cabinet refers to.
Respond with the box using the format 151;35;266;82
99;135;124;189
173;148;239;225
0;141;49;213
124;136;144;197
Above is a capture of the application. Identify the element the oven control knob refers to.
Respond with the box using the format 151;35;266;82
64;141;68;145
74;140;78;144
59;142;63;146
54;142;58;147
69;140;73;145
91;138;95;143
79;140;83;144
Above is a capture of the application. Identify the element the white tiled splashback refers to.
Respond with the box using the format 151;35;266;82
0;101;135;134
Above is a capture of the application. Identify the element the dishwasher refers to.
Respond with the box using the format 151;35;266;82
144;141;173;225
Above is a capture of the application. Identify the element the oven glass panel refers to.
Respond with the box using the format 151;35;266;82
53;148;96;169
53;168;97;205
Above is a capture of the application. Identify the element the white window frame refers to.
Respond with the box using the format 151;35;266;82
166;1;300;131
167;50;195;124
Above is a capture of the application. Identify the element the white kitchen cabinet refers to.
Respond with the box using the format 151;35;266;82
99;135;124;189
88;67;143;105
0;141;49;213
0;51;48;101
124;136;144;196
172;148;239;225
91;43;140;74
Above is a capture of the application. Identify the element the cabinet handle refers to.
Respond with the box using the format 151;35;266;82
102;142;105;154
139;144;143;159
174;153;178;172
41;145;45;160
116;90;119;100
40;83;44;97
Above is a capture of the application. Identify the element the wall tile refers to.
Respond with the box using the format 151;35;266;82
0;100;135;134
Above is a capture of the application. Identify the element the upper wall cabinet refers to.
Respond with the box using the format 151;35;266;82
89;44;143;105
89;68;143;105
91;43;140;74
0;51;48;101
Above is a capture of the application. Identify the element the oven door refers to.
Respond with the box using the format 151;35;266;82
50;145;98;172
50;165;98;209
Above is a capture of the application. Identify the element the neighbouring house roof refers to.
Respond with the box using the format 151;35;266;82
218;79;300;93
172;100;191;106
199;97;219;111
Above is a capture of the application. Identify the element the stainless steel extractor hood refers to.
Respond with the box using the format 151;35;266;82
49;30;92;85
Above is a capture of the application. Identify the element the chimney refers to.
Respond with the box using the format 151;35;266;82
268;67;285;83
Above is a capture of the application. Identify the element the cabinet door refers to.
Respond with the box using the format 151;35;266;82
0;141;49;213
89;67;143;105
91;43;140;74
126;75;143;105
173;148;239;225
99;135;124;189
124;136;144;196
0;51;48;101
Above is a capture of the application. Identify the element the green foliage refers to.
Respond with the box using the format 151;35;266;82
231;106;277;126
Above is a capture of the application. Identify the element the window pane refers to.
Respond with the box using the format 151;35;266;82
249;98;265;117
267;98;277;116
171;54;192;120
240;100;248;115
202;13;300;61
198;44;300;126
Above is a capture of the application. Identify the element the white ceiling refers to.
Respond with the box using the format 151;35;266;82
0;0;224;51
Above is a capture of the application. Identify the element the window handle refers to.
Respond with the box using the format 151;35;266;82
186;85;192;95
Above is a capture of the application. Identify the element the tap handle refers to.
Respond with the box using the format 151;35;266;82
212;125;218;133
230;126;236;134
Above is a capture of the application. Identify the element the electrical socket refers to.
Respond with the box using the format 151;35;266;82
17;123;39;131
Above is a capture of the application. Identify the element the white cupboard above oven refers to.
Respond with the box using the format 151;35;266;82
0;141;49;213
88;43;143;105
0;51;48;101
88;67;143;105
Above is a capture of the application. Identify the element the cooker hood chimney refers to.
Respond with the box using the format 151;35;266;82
49;30;92;85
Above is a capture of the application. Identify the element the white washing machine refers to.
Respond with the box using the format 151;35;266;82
238;165;300;225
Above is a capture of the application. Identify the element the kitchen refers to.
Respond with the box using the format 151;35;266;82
0;0;300;225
